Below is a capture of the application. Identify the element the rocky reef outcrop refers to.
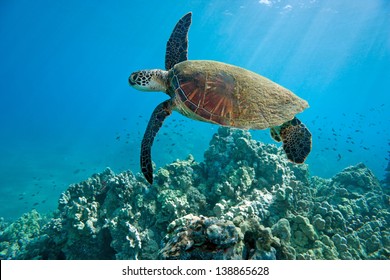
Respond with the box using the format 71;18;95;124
1;127;389;259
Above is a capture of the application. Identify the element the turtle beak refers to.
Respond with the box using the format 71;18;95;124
128;77;136;86
128;74;136;86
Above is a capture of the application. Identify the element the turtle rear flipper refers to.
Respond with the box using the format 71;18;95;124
165;12;192;70
270;127;282;142
141;100;172;184
277;117;312;163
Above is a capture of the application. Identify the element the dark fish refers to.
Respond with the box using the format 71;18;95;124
116;136;120;140
348;149;353;152
33;202;39;206
337;154;341;161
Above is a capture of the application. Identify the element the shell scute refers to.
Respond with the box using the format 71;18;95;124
170;60;308;129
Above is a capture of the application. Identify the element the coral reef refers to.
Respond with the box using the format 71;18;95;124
383;150;390;189
0;210;46;259
159;214;243;260
0;127;389;259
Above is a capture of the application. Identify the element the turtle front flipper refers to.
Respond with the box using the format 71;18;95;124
271;117;312;164
165;12;192;70
141;100;172;184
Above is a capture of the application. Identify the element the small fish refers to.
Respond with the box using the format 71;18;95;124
116;136;120;140
33;202;39;206
337;154;341;161
348;149;353;152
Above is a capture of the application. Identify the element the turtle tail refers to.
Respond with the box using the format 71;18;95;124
271;117;312;164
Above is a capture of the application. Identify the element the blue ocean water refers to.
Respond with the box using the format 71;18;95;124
0;0;389;220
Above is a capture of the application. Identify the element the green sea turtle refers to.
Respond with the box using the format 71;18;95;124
129;12;312;184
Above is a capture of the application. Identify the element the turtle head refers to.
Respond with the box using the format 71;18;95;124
129;69;168;92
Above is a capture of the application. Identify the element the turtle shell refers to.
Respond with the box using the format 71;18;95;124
168;60;308;129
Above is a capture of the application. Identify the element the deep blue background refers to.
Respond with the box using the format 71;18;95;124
0;0;389;219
